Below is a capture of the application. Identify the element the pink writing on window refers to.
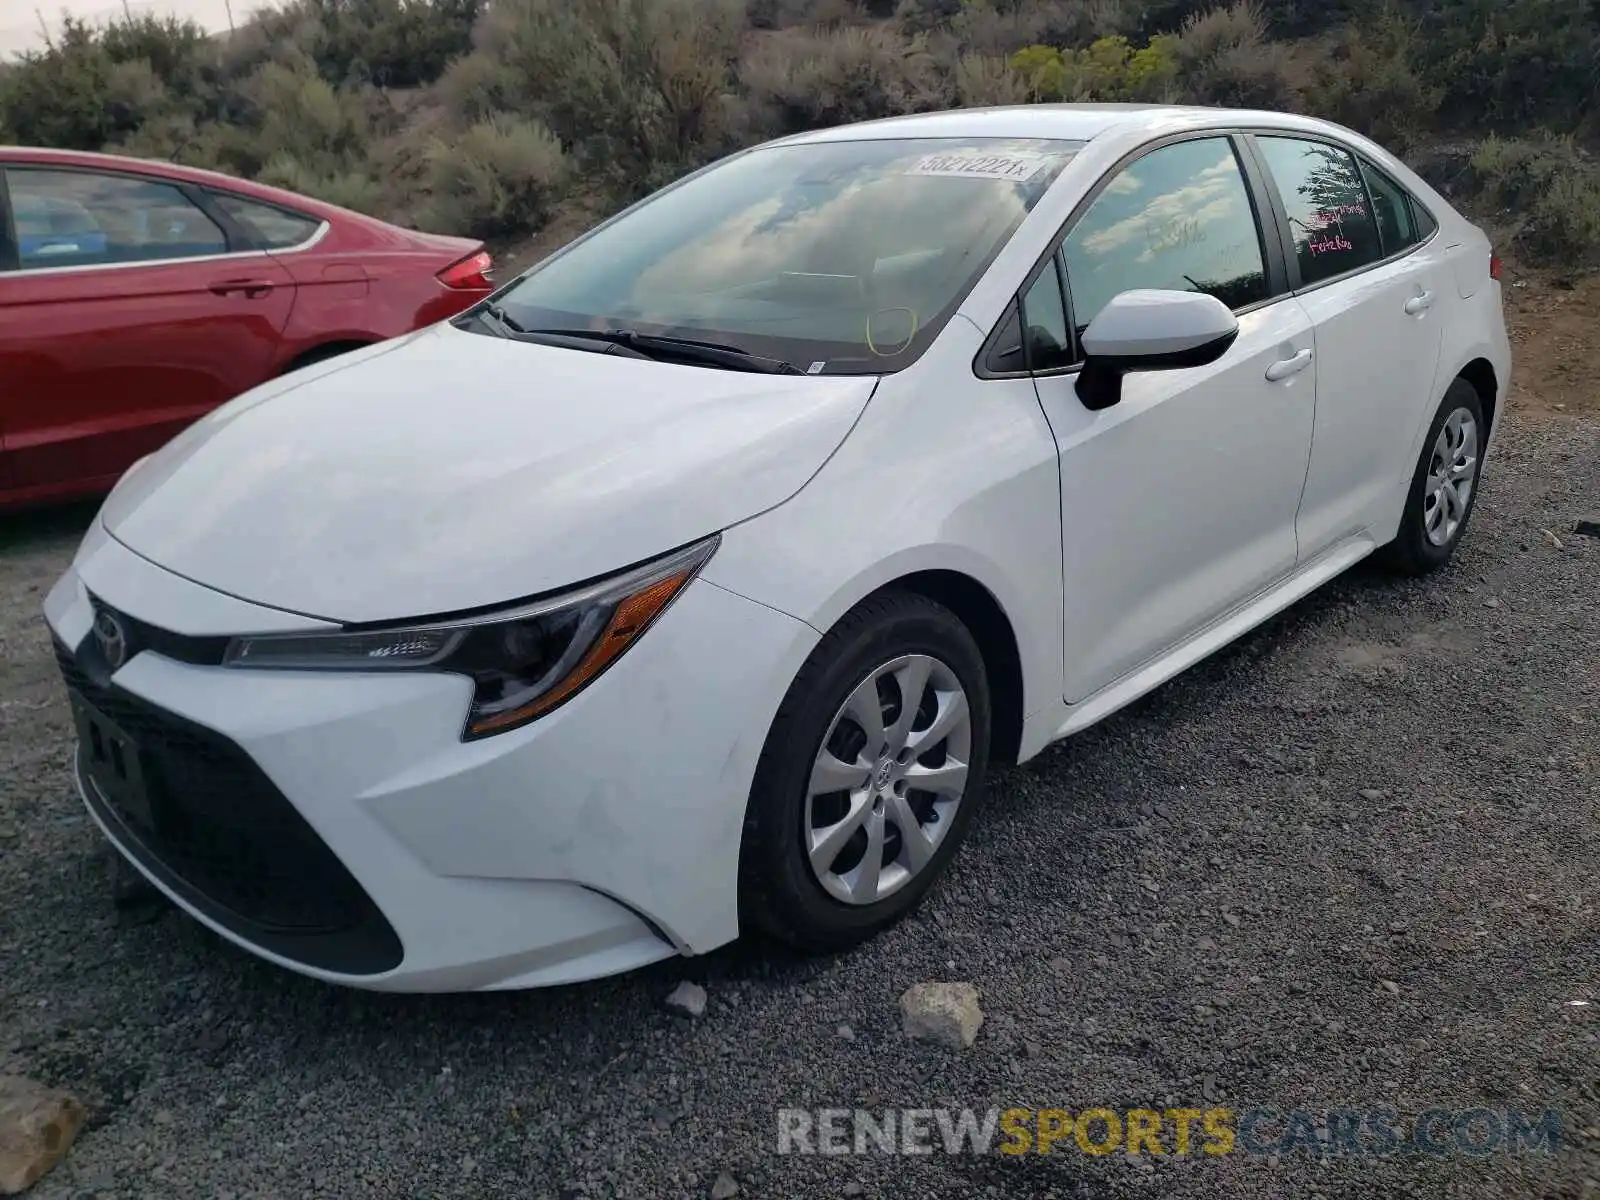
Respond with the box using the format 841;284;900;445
1307;204;1365;231
1309;235;1354;255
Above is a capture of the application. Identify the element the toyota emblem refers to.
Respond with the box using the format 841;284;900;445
93;608;129;670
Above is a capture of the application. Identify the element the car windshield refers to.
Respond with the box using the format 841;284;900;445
490;137;1082;375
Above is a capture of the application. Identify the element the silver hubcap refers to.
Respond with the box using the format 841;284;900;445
805;654;972;906
1423;407;1478;547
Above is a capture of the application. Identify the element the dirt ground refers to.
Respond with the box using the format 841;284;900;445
1501;266;1600;418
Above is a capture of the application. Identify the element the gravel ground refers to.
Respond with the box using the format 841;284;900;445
1;412;1596;1200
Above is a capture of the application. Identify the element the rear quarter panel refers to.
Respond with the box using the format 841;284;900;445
268;218;487;369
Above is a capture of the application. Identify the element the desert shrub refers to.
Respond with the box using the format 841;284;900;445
435;51;522;124
1305;11;1437;151
952;53;1032;106
740;24;947;135
1411;0;1600;129
100;14;216;107
750;0;863;28
0;18;119;148
1170;1;1302;109
111;112;228;167
471;0;744;190
1009;34;1178;101
257;153;386;212
237;0;480;88
894;0;965;36
938;0;1130;57
0;13;220;149
1470;135;1600;262
242;61;369;171
416;115;570;235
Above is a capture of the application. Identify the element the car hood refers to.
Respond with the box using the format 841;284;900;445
102;324;875;623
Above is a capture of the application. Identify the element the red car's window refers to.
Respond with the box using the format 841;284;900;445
8;168;227;269
211;193;322;250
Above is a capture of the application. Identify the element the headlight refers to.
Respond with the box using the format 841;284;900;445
222;537;718;739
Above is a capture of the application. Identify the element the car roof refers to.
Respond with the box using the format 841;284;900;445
774;104;1343;146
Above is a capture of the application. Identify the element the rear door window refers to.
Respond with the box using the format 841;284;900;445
6;169;227;268
1255;136;1383;285
212;193;323;249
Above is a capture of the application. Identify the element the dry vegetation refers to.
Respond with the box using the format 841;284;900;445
2;0;1598;263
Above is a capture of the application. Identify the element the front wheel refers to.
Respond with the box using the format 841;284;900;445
738;592;991;953
1377;377;1486;574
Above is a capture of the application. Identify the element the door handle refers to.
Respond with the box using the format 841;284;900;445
1404;291;1434;315
210;279;275;298
1265;348;1313;382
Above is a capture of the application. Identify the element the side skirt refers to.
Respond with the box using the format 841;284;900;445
1045;534;1377;745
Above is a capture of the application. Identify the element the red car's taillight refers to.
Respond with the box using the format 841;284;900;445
1489;252;1502;281
438;250;494;291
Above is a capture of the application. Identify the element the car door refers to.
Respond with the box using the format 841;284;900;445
1247;135;1452;559
1014;134;1318;703
0;164;295;499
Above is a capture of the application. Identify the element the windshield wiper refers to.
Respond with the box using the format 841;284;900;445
513;327;806;375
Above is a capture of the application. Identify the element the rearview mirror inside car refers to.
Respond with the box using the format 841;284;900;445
1075;290;1240;411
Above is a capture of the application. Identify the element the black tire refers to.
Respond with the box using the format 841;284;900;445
1376;376;1487;575
738;591;991;953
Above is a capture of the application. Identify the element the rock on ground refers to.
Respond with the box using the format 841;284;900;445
664;981;707;1018
899;982;984;1048
0;1076;85;1196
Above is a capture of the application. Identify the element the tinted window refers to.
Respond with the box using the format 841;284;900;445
1257;136;1383;285
1021;257;1073;370
1061;137;1268;333
986;299;1027;374
495;137;1082;375
1413;198;1438;239
7;169;226;268
213;193;321;249
1358;158;1421;257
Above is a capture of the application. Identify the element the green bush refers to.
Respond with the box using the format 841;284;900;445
242;0;480;88
939;0;1131;58
1416;0;1600;129
1470;135;1600;262
1009;35;1177;102
1305;10;1438;151
1170;1;1303;109
951;53;1032;106
416;115;569;235
471;0;744;191
257;153;387;212
740;25;947;134
0;18;119;148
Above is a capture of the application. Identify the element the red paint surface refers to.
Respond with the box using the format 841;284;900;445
0;148;491;508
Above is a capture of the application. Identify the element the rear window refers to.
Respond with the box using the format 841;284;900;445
493;137;1082;375
212;193;323;249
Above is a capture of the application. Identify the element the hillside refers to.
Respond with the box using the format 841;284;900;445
2;0;1599;273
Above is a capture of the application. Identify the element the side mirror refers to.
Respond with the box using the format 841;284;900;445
1075;290;1240;411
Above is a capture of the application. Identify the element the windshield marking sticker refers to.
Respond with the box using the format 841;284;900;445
906;153;1050;182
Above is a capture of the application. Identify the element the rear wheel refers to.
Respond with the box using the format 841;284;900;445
739;592;991;952
1378;376;1486;574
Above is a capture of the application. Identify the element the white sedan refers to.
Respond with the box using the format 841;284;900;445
45;105;1509;991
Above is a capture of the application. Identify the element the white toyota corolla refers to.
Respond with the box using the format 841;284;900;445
46;105;1509;991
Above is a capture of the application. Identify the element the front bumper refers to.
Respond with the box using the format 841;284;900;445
46;523;819;991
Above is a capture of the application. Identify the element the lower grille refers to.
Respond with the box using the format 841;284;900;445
57;639;402;976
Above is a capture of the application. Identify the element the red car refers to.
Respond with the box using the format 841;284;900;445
0;147;495;507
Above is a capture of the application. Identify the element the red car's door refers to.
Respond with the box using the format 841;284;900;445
0;165;295;501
